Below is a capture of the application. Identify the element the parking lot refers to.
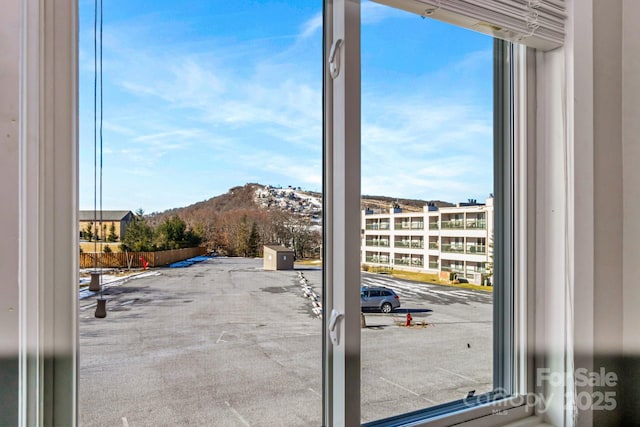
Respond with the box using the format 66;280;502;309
79;258;492;426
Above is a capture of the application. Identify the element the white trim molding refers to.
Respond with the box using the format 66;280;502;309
19;0;78;425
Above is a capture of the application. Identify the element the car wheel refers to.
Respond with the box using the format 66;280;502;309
381;302;392;313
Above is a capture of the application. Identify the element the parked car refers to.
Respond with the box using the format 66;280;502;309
361;286;400;313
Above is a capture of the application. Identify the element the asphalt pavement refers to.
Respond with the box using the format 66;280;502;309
79;258;492;426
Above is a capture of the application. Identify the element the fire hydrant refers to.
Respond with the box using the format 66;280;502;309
405;312;412;327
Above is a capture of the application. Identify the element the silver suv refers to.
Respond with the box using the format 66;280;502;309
361;286;401;313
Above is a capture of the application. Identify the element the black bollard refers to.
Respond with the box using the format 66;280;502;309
95;298;107;318
89;272;101;292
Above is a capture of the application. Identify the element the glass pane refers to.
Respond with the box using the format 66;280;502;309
360;3;494;422
78;1;323;425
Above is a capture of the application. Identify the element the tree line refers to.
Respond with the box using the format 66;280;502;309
117;212;203;252
151;208;321;259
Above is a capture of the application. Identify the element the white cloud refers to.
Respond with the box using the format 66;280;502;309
360;66;493;203
300;12;322;39
79;5;491;210
362;1;410;24
296;1;410;41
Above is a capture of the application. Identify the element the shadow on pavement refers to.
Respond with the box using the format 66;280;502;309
392;308;433;314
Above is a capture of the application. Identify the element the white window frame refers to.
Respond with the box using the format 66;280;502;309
10;0;582;426
323;1;546;426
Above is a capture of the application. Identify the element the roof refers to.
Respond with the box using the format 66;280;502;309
79;210;133;222
263;245;295;252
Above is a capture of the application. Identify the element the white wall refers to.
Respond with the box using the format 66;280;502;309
622;0;640;360
570;0;640;424
0;0;21;423
621;0;640;424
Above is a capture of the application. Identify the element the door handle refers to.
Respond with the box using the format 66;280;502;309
329;39;344;79
329;309;344;346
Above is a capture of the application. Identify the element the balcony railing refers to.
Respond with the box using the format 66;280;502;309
428;261;439;269
365;222;391;230
466;220;487;229
428;242;438;250
429;223;439;230
466;245;486;254
365;240;390;247
410;241;424;248
394;258;423;267
394;241;410;248
365;256;390;264
395;223;411;230
441;243;465;253
440;220;465;229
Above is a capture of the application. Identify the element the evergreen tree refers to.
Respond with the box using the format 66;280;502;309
119;216;155;252
247;222;260;257
236;215;250;257
107;223;117;242
84;222;94;241
156;215;187;249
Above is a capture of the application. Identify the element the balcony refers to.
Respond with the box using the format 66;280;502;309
441;265;464;273
428;261;439;269
394;258;423;267
428;242;438;250
429;222;439;230
440;220;465;229
395;222;411;230
466;245;486;254
365;222;390;230
441;243;465;253
365;240;390;247
366;256;390;264
466;220;487;229
395;240;424;249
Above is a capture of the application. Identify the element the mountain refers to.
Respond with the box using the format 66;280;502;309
146;183;456;257
148;183;453;225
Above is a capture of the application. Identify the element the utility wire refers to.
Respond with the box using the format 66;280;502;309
93;0;98;262
99;0;104;299
93;0;104;297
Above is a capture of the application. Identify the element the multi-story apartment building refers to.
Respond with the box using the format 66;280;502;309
361;198;493;285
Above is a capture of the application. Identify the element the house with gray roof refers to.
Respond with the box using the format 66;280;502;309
79;210;134;242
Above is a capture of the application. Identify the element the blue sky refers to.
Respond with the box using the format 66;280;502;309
79;0;493;213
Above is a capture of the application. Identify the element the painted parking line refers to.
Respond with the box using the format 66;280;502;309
380;376;419;396
379;377;437;404
434;366;479;384
225;401;251;427
308;387;321;397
